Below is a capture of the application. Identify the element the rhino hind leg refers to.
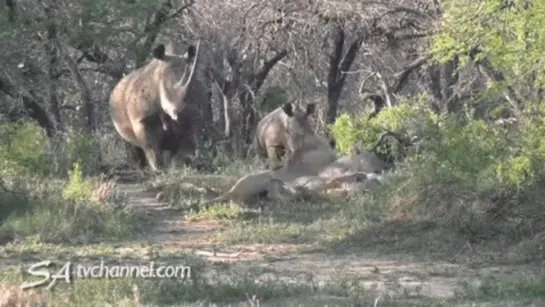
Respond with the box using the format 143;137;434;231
125;142;148;168
134;146;147;168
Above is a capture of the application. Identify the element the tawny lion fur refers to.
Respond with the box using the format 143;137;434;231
209;104;388;203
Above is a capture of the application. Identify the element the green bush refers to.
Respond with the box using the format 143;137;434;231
0;122;102;178
0;121;51;176
494;105;545;188
330;94;545;190
0;172;139;244
330;94;436;158
66;130;101;175
62;163;95;202
330;95;545;226
0;181;32;224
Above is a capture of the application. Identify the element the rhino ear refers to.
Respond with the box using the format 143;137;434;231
153;44;166;60
184;45;196;61
305;103;316;116
282;103;294;117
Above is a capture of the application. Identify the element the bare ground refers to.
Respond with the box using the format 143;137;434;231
1;173;543;306
112;180;543;304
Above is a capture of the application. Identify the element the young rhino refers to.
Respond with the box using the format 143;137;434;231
110;40;205;171
252;103;318;168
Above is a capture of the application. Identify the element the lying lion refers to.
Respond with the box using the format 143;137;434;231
207;104;389;204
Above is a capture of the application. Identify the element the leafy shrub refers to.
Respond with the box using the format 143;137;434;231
0;121;50;176
0;170;138;244
0;181;32;225
331;94;545;231
330;94;436;159
62;163;95;202
66;130;101;175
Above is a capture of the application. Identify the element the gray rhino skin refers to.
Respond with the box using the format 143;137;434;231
252;103;318;168
110;41;208;171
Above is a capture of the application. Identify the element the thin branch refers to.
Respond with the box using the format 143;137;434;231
251;49;289;91
55;39;94;131
376;71;395;107
0;75;55;137
213;80;231;138
476;59;523;118
392;55;430;93
339;33;365;84
135;1;195;67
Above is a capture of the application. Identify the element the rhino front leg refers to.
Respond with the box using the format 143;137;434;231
142;146;163;172
176;136;196;167
133;122;164;172
266;146;281;169
276;145;287;162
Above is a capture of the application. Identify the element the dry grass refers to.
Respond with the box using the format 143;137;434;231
0;285;47;307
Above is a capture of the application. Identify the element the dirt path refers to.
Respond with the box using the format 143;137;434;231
115;179;539;303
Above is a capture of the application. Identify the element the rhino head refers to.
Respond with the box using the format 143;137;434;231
153;40;201;122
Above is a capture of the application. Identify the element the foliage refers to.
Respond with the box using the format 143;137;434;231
431;0;545;103
62;163;95;202
0;122;50;176
66;130;101;175
331;91;545;226
495;105;545;187
0;172;138;244
330;94;436;157
0;122;103;178
0;180;32;225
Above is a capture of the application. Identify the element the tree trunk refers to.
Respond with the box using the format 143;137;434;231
44;5;62;131
326;24;364;124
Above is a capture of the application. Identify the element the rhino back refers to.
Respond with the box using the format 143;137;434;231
125;62;166;123
111;64;159;124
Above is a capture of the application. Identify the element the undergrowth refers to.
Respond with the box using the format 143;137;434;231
329;96;545;251
0;160;140;245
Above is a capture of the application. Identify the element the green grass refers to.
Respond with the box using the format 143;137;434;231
0;174;141;245
185;202;246;221
0;267;327;306
2;150;545;306
457;274;545;303
3;265;544;306
142;161;545;264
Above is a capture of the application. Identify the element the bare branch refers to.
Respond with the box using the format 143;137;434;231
379;5;431;20
55;39;94;131
339;33;364;84
0;75;55;137
213;80;231;137
135;0;195;67
392;55;430;93
59;104;77;111
376;71;396;107
473;56;523;118
251;49;289;91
